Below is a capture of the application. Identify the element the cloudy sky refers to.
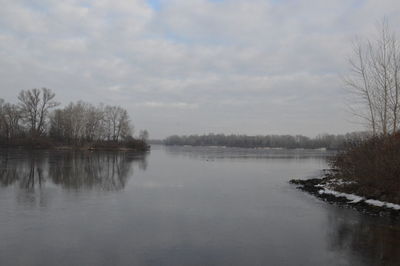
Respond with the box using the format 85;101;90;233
1;0;400;138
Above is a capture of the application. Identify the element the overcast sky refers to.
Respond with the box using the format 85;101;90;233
1;0;400;138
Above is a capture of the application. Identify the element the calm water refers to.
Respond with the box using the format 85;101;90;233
0;146;399;266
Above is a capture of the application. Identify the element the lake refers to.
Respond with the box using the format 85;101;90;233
0;146;399;266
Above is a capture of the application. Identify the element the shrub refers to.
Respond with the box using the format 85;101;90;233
124;138;149;151
330;134;400;203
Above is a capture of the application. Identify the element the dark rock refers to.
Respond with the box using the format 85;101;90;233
290;177;400;220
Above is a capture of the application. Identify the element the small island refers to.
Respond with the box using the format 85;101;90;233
0;88;149;152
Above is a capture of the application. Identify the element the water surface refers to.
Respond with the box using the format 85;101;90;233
0;146;399;266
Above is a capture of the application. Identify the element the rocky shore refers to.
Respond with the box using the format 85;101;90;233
290;176;400;219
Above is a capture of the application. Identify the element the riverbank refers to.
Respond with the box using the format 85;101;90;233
290;176;400;219
163;133;370;150
0;138;150;152
291;134;400;219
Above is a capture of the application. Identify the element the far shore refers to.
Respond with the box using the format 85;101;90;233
161;144;334;151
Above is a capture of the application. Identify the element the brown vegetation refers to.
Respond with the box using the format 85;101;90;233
329;134;400;204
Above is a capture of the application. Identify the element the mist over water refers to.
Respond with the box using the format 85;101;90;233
0;146;398;266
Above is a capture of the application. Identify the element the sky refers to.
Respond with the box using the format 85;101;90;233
1;0;400;139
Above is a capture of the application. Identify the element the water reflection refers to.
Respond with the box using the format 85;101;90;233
0;150;147;191
1;147;399;266
327;210;400;266
164;145;335;160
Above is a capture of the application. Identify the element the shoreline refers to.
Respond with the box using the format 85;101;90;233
290;176;400;219
0;144;150;152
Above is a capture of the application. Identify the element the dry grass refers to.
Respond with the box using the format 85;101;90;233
330;134;400;204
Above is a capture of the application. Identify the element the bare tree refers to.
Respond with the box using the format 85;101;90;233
0;99;21;140
345;19;400;135
0;99;6;139
0;99;4;137
49;109;67;141
2;103;21;139
49;101;133;143
116;108;131;141
18;88;59;136
84;104;104;142
390;32;400;133
139;130;149;141
104;105;131;141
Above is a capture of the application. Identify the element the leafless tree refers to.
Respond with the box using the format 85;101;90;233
0;99;5;139
139;130;149;141
84;104;105;142
345;19;400;135
117;108;131;141
18;88;59;136
0;99;22;140
2;103;21;139
0;99;4;137
104;105;131;141
390;31;400;133
49;101;133;143
2;91;137;146
49;109;67;141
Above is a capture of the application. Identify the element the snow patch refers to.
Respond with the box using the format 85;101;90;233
386;203;400;210
318;186;400;210
318;189;364;203
365;199;400;210
324;178;355;187
365;199;385;207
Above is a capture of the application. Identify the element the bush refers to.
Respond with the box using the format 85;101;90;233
89;139;149;151
330;134;400;203
124;138;150;151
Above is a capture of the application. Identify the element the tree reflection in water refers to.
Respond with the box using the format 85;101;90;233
327;209;400;266
0;150;147;191
164;145;334;161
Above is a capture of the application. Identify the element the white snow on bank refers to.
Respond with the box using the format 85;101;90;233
317;182;400;210
364;199;400;210
386;203;400;210
318;188;364;203
324;178;355;186
364;199;385;207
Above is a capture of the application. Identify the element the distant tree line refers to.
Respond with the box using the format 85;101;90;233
0;88;148;150
164;132;371;150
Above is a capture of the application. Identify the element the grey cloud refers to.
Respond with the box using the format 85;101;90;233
1;0;399;138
